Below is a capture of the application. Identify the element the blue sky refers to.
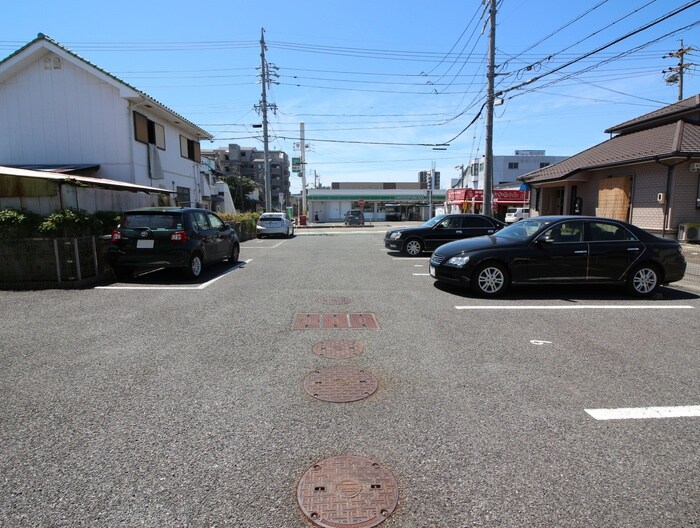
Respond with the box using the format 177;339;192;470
2;0;698;193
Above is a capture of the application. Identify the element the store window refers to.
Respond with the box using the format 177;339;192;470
352;201;373;212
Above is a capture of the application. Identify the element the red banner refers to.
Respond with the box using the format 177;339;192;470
447;188;528;203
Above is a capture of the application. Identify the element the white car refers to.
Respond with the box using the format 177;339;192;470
256;212;295;238
504;207;530;223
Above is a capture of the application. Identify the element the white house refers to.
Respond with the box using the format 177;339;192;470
0;34;233;213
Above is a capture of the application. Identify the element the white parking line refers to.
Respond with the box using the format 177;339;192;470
455;305;694;310
413;273;431;276
96;260;251;290
585;405;700;420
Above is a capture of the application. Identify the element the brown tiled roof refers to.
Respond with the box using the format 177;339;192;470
605;94;700;134
521;120;700;184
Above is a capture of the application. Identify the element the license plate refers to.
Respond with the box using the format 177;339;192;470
429;265;436;277
136;239;154;249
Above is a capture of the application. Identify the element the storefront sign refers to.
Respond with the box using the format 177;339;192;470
447;188;529;204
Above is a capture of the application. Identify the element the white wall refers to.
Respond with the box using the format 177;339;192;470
0;53;131;177
0;48;207;210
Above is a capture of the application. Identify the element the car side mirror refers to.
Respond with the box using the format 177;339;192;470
538;235;555;244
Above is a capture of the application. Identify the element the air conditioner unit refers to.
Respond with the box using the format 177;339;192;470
690;162;700;172
677;223;700;242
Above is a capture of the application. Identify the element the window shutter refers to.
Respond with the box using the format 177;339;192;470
155;123;166;150
180;136;189;158
193;141;201;163
134;112;148;143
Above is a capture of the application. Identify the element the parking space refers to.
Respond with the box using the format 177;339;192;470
96;259;250;290
1;229;698;527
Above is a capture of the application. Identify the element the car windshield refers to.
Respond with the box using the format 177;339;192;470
493;218;551;241
260;215;283;221
421;215;447;228
122;213;181;230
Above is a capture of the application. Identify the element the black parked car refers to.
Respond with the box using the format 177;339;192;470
107;207;240;279
429;216;686;297
385;214;505;256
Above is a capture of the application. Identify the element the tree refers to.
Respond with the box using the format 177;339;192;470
226;175;259;212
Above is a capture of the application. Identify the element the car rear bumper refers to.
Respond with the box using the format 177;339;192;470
257;226;287;236
107;248;190;268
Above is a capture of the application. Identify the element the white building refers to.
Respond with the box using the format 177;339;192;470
0;34;233;213
457;150;569;189
307;182;446;223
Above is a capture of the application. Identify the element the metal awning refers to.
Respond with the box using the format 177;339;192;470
9;164;101;174
0;165;175;194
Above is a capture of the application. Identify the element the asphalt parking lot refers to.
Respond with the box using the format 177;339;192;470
1;228;698;527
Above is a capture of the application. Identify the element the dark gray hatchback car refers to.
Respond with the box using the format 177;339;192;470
107;207;240;279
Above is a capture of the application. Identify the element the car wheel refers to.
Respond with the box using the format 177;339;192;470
229;243;240;264
471;262;509;297
627;263;659;297
403;238;423;257
185;253;203;278
112;265;132;280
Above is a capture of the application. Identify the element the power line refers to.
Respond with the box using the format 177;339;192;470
499;0;700;96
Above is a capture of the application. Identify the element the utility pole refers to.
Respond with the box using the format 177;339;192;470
300;122;307;216
428;163;435;217
259;28;272;211
483;0;496;217
663;40;696;101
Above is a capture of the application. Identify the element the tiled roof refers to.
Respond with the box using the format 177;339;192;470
0;34;212;140
605;94;700;134
522;120;700;184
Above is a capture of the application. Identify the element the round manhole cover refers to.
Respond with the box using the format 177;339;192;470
304;366;378;403
319;296;352;305
312;340;365;359
297;455;399;528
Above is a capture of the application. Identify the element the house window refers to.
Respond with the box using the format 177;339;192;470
180;136;201;162
133;112;165;150
540;162;550;168
176;186;191;206
508;162;519;169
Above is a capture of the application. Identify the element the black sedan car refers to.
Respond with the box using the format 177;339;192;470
429;216;686;297
108;207;240;279
384;214;506;256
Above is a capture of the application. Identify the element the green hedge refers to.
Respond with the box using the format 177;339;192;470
0;208;260;241
219;212;260;241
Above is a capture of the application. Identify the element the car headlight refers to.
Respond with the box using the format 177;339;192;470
446;255;470;267
389;232;402;240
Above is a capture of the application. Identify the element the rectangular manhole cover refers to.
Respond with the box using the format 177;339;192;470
293;313;379;330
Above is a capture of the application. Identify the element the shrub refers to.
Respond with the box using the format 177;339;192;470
218;212;260;241
36;209;98;237
92;210;122;233
0;209;42;238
